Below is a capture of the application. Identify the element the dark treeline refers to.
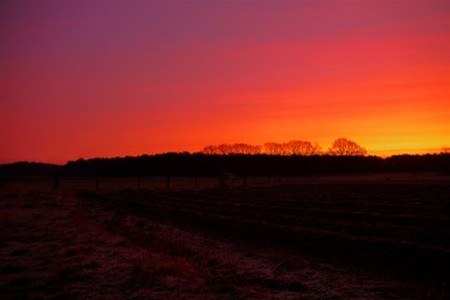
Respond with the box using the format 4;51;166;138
0;162;60;177
0;153;449;177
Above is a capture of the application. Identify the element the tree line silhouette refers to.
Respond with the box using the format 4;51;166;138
0;154;449;178
0;138;449;177
202;138;365;156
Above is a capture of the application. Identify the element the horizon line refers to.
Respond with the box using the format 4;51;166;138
1;148;448;166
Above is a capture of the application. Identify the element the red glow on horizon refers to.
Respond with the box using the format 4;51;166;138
0;1;449;164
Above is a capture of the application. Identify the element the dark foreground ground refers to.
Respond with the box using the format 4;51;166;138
1;175;449;299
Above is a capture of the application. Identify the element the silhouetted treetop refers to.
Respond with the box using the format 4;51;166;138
263;141;322;155
441;146;450;154
202;143;262;155
263;142;288;155
327;138;367;156
286;141;322;156
203;138;367;156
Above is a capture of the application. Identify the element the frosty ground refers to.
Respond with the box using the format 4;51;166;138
1;175;449;299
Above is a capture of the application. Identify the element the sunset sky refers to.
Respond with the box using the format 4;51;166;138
1;0;449;163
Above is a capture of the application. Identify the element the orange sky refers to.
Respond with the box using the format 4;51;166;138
0;1;449;163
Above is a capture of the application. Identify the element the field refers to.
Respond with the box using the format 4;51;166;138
1;174;449;299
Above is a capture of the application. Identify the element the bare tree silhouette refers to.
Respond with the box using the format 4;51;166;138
218;144;233;155
264;141;321;155
232;143;262;154
204;139;366;156
286;140;322;156
327;138;367;156
202;145;219;154
202;143;261;155
264;142;288;155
